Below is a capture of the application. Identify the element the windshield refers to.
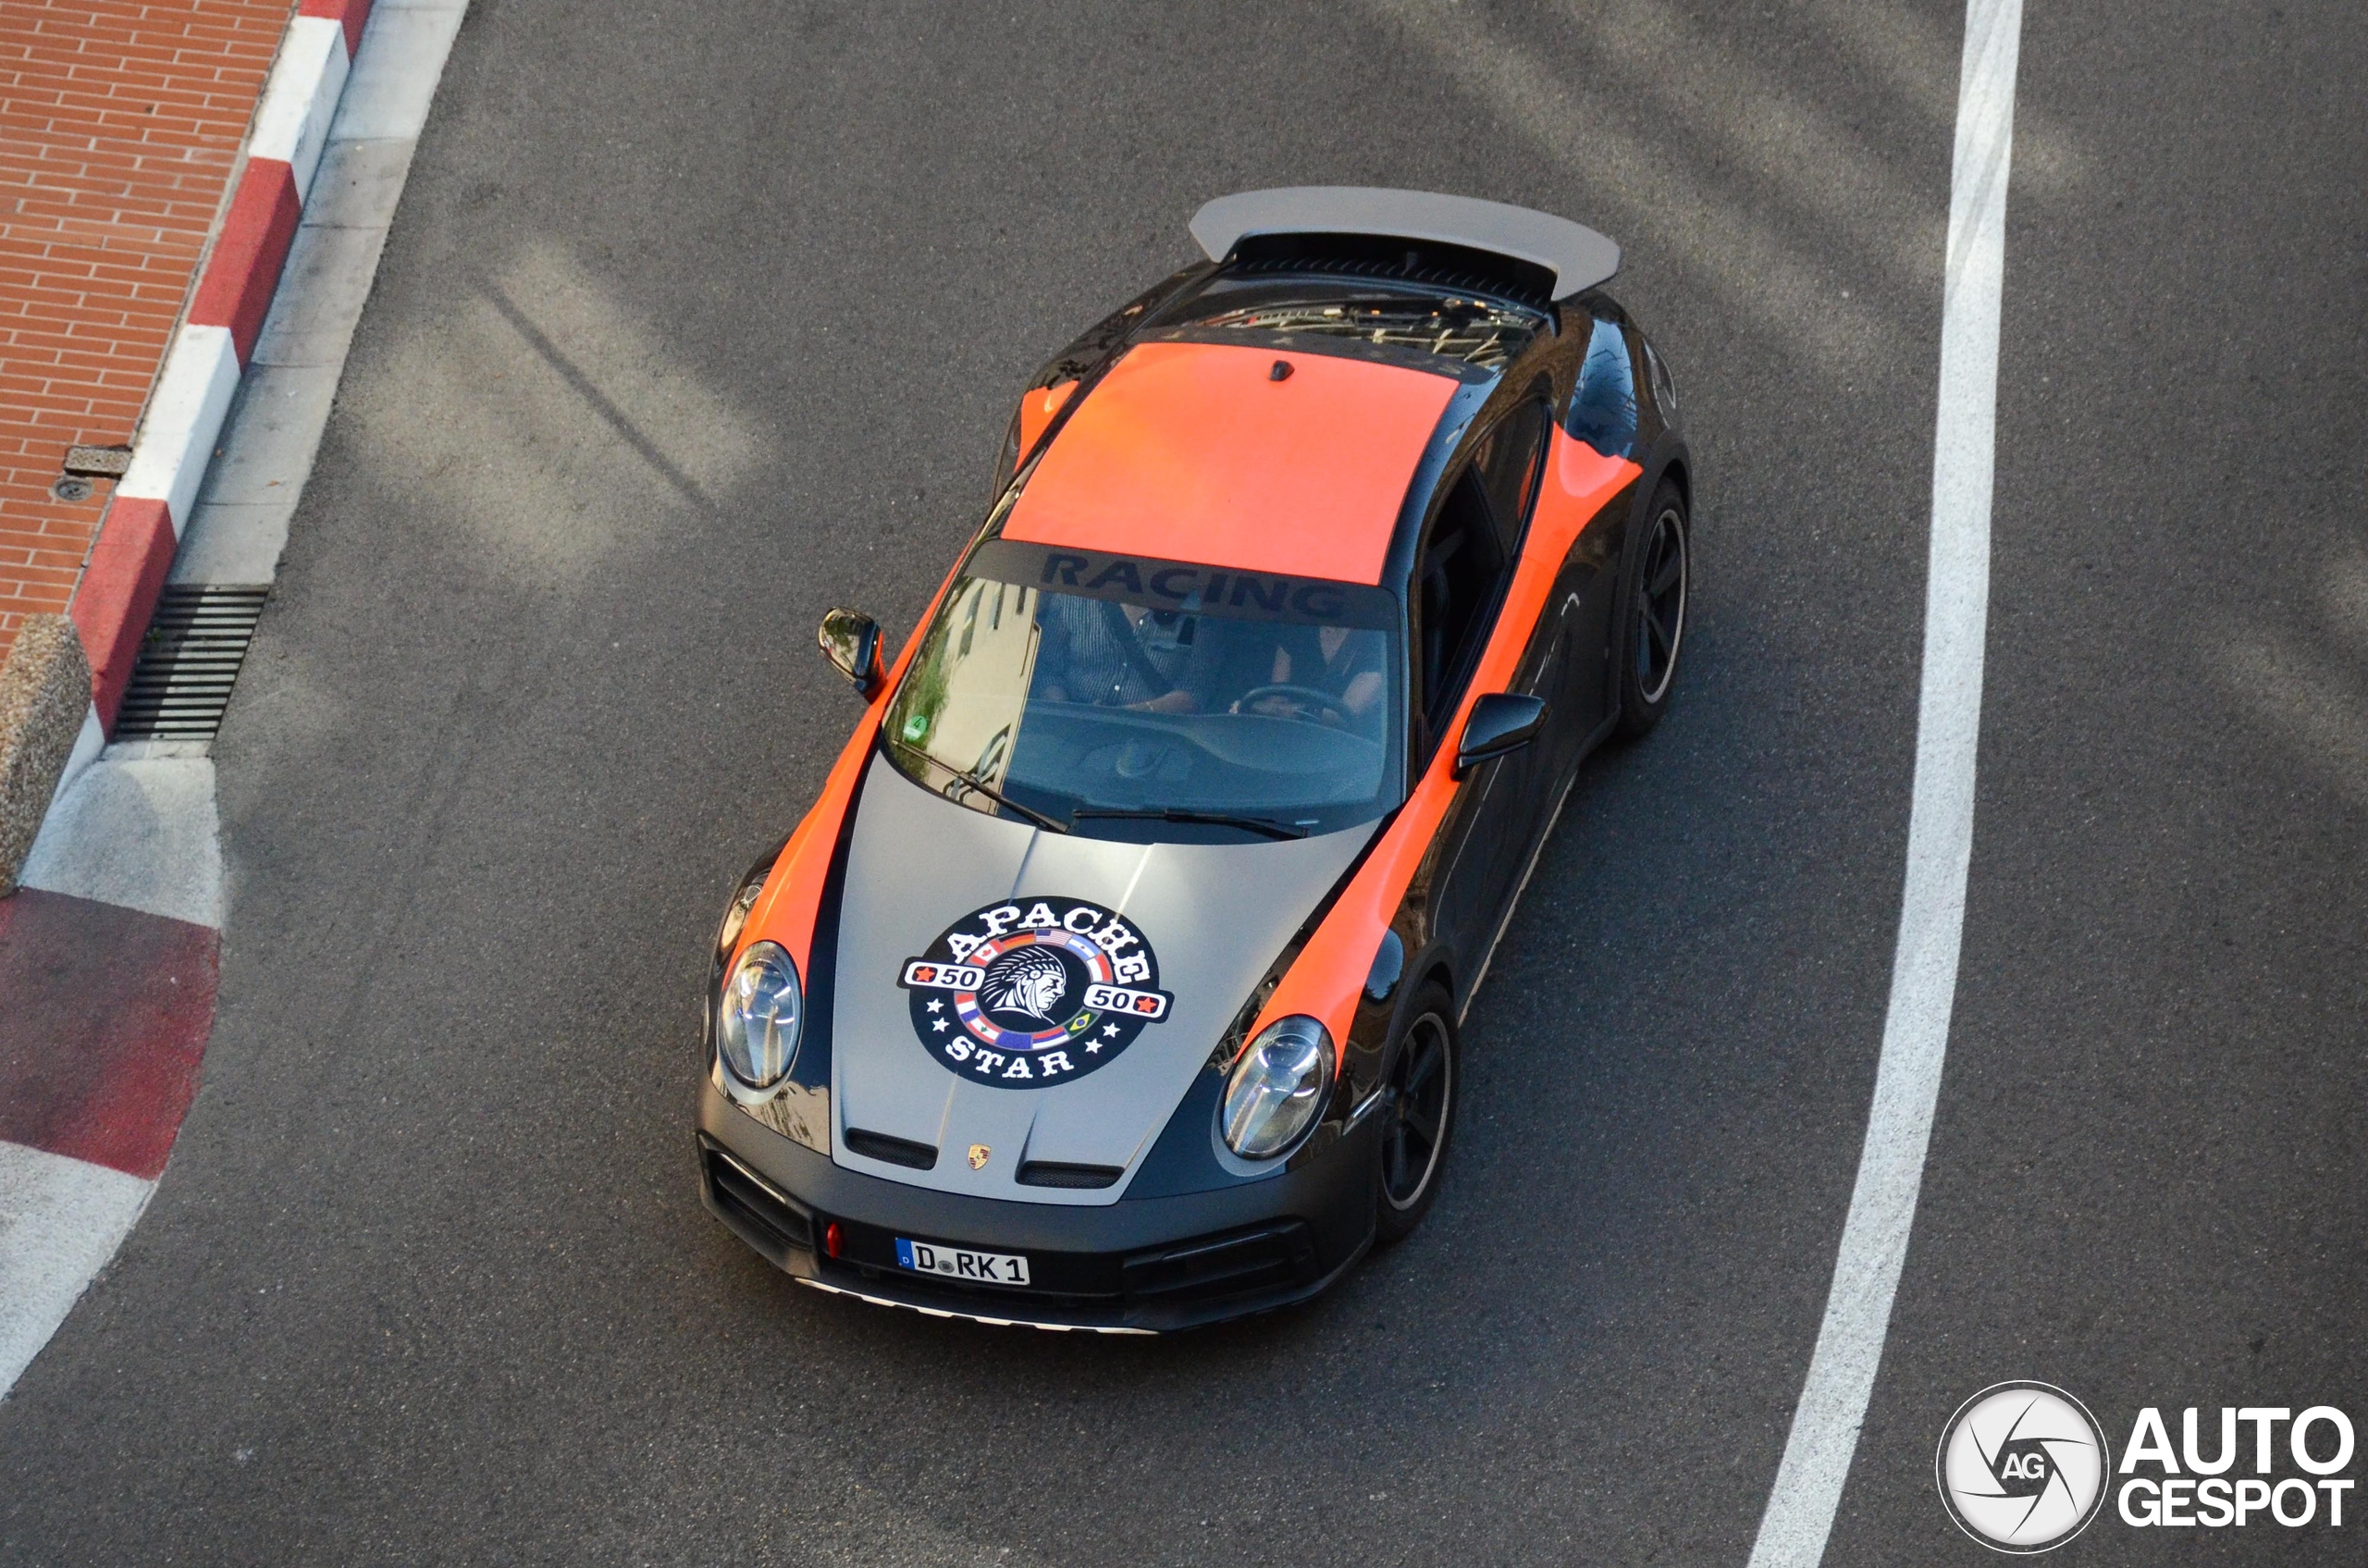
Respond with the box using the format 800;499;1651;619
883;539;1403;841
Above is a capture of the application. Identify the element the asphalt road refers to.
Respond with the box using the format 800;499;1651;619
5;2;2363;1563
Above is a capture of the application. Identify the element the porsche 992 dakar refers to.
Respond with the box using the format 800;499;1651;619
697;188;1694;1332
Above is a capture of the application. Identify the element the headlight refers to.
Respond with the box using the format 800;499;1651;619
716;876;765;962
718;940;802;1088
716;843;783;963
1221;1016;1333;1158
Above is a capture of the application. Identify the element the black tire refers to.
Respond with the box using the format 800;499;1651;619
1375;983;1459;1244
1611;479;1690;738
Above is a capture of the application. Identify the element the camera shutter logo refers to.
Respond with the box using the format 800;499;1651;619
1937;1382;2112;1552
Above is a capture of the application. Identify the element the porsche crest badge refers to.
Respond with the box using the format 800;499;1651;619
968;1143;992;1170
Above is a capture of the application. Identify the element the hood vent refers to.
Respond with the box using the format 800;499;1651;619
1017;1160;1124;1190
842;1128;938;1169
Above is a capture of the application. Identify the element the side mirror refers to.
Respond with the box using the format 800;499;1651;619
818;609;883;699
1455;692;1546;776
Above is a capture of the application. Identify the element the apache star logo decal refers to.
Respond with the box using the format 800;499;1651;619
898;896;1172;1086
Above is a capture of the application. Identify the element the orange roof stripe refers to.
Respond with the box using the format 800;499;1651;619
1002;340;1459;586
1015;378;1076;463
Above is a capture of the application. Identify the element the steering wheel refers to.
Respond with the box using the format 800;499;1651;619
1234;684;1350;724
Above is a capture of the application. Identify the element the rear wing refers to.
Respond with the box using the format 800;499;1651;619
1189;187;1620;302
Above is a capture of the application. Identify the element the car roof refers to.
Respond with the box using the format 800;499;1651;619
1000;339;1462;586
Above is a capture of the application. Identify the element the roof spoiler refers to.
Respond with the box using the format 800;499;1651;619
1189;187;1620;302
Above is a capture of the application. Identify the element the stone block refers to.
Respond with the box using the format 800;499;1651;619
0;616;92;896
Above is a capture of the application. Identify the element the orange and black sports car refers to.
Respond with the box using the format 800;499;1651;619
697;188;1691;1331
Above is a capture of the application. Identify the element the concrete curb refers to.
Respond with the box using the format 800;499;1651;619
0;618;91;895
56;0;378;784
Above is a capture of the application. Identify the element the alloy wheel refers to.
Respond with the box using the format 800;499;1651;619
1382;1012;1453;1210
1634;505;1688;704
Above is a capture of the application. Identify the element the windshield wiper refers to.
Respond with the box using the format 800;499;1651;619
1070;807;1310;841
888;739;1069;833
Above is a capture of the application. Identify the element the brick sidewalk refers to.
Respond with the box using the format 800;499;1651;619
0;0;291;664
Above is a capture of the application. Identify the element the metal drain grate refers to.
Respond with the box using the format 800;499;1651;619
114;586;269;741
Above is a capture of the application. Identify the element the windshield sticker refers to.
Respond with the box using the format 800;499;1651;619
967;538;1399;629
899;897;1173;1087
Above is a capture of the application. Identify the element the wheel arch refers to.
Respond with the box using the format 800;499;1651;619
1658;451;1693;515
1402;949;1460;1035
1636;430;1692;522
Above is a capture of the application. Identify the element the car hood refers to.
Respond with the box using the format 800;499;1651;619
829;753;1375;1204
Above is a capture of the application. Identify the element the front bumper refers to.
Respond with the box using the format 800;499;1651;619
697;1079;1379;1333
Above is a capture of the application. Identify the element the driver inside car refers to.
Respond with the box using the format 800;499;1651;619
1233;623;1387;729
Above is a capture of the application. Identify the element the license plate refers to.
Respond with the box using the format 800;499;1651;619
894;1237;1031;1287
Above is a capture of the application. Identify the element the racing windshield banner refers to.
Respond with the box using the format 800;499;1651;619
898;896;1174;1086
967;538;1398;629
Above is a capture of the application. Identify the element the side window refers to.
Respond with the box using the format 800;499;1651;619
1566;315;1638;456
1414;466;1507;741
1475;401;1549;558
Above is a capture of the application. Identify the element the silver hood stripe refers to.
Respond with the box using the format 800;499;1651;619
830;754;1375;1204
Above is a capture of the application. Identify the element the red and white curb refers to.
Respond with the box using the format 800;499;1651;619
67;0;376;752
4;0;467;1402
0;888;216;1396
0;1146;153;1395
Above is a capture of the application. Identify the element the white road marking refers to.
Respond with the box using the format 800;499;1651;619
0;1142;155;1401
1744;3;2023;1564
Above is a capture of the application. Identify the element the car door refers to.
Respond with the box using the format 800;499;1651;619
1551;313;1643;740
1420;401;1555;982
